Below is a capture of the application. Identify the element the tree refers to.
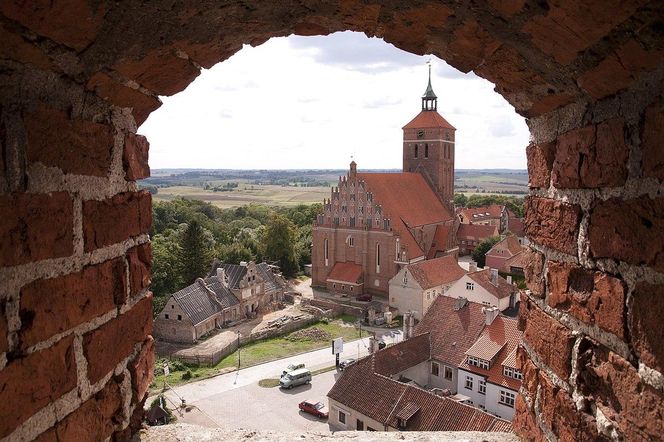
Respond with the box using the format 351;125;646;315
263;214;299;277
454;193;468;207
177;220;214;285
471;236;500;268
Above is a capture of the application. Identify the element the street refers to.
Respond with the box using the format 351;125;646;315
161;334;397;431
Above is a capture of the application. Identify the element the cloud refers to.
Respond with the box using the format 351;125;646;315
489;119;516;138
363;97;403;108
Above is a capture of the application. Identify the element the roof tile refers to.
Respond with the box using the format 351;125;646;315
406;255;466;290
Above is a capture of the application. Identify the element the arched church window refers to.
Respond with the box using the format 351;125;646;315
414;144;418;158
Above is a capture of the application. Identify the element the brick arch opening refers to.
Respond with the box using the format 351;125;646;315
1;2;663;441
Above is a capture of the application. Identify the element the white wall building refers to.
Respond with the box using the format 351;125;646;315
444;268;517;311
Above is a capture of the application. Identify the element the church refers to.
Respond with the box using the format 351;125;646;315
311;69;459;297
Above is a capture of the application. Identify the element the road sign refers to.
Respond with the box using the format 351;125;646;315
332;337;343;355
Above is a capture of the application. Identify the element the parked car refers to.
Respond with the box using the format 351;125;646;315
339;358;356;371
357;294;372;302
282;363;305;376
280;368;312;389
298;400;329;418
378;340;387;350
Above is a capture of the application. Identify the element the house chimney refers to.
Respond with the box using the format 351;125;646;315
403;311;415;340
469;263;477;272
490;268;498;285
506;275;512;285
483;306;499;325
216;267;227;286
240;261;248;267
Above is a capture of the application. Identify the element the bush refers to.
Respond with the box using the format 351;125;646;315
181;370;193;380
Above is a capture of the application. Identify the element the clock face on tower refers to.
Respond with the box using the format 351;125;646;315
417;130;424;139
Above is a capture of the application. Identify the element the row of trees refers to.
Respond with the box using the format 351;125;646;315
150;198;321;314
453;193;525;218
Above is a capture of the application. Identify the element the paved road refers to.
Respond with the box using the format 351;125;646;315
161;335;396;431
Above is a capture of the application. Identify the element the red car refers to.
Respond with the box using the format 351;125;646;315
298;400;329;419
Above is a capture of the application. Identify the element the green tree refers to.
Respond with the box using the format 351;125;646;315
454;193;468;207
263;214;299;277
218;242;254;264
177;220;214;285
471;236;500;268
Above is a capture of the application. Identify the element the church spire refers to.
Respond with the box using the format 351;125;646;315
422;61;438;111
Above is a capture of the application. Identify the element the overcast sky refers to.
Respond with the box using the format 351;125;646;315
138;31;529;170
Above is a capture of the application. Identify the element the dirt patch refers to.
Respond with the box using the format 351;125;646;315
285;327;331;342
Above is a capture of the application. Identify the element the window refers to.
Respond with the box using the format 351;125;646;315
479;380;486;395
333;283;336;288
431;362;440;376
338;410;346;424
171;305;174;309
467;356;490;370
466;282;474;290
347;236;354;247
350;286;353;292
177;315;182;321
349;217;355;227
465;375;473;390
324;238;329;262
356;419;364;431
414;144;418;158
424;143;429;158
500;390;516;408
503;366;523;380
444;366;453;380
375;243;380;273
164;314;169;319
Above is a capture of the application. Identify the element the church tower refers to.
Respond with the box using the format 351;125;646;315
402;64;456;211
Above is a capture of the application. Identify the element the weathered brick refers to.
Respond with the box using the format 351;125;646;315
446;20;501;72
474;46;544;102
520;296;575;380
123;133;150;181
52;377;124;441
0;336;77;438
524;197;581;256
24;106;114;177
641;101;664;181
578;39;663;99
527;141;555;188
130;336;154;403
630;282;664;373
0;0;105;51
0;192;73;266
382;4;453;55
487;0;525;19
86;72;161;127
113;49;201;96
523;248;545;297
547;262;625;338
0;22;52;70
83;294;153;384
513;394;546;442
127;243;151;298
538;368;605;442
588;196;664;272
0;300;8;354
82;191;152;252
522;1;646;65
112;396;146;442
552;119;628;188
525;92;576;118
577;338;664;440
18;259;125;350
516;346;539;399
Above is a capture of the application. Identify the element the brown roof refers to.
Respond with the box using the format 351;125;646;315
507;217;525;236
427;224;454;259
402;110;456;130
358;172;454;258
487;235;524;258
458;316;522;391
414;296;486;366
456;223;499;241
465;334;506;361
505;251;528;271
374;333;431;376
459;204;504;222
406;255;466;290
327;262;363;284
467;269;516;300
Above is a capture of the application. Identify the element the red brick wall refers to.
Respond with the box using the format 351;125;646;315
1;1;663;441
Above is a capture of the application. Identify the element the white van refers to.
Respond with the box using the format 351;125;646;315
279;368;312;389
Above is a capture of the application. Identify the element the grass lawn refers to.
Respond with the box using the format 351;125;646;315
151;318;361;392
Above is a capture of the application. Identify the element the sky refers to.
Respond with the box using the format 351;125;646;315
138;31;529;170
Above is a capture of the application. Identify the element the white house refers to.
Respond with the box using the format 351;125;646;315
444;268;517;311
388;255;466;320
456;314;522;420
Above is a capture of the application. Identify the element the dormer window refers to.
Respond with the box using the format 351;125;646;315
466;282;474;290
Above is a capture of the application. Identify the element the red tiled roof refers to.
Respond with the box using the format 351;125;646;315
427;224;454;259
505;251;528;271
507;217;525;236
414;296;486;366
465;334;506;360
456;223;499;241
327;262;363;283
467;269;516;300
407;255;466;290
458;316;522;391
374;333;431;376
402;110;456;130
486;235;524;257
459;204;504;221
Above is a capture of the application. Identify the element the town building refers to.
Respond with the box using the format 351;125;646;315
153;261;285;343
388;255;466;320
327;334;512;433
312;69;458;297
485;235;526;272
457;315;522;420
444;269;518;311
457;204;508;231
456;224;499;255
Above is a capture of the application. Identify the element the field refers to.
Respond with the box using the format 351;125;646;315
152;183;330;208
455;170;528;196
